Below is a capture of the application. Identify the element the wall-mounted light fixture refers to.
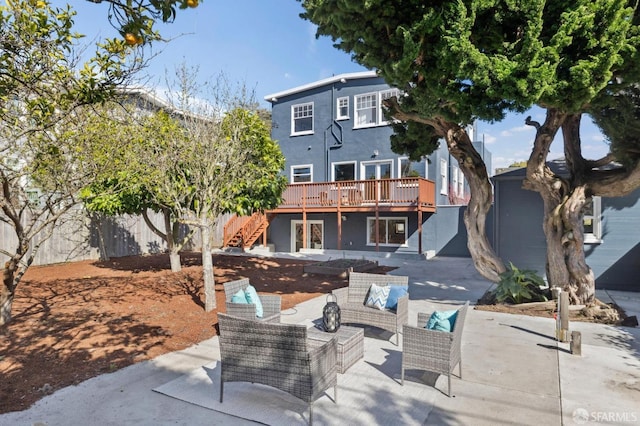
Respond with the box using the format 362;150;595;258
270;97;277;102
340;78;347;83
372;149;379;157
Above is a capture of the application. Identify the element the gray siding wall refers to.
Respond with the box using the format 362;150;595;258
587;192;640;290
272;78;409;183
266;205;490;257
494;176;640;291
268;75;494;258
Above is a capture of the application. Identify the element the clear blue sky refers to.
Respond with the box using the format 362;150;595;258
58;0;610;173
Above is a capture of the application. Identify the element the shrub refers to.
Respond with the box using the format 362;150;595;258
495;262;549;304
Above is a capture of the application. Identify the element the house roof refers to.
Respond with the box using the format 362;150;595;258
264;70;379;103
118;86;212;121
492;158;570;180
492;157;620;181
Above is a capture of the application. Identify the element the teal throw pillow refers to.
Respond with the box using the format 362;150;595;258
385;285;409;310
243;285;264;318
365;283;390;310
426;309;458;332
231;289;248;304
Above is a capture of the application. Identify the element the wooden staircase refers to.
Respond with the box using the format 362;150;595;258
223;212;270;249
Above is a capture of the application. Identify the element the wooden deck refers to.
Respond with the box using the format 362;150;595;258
267;178;436;214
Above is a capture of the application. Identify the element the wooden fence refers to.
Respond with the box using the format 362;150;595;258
0;206;232;267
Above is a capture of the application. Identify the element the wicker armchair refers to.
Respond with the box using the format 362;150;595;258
333;271;409;345
222;278;281;322
217;313;338;425
401;301;469;396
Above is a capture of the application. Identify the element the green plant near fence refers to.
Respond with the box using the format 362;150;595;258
495;262;549;304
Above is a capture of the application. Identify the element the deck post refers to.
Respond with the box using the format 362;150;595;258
337;211;342;250
418;210;423;254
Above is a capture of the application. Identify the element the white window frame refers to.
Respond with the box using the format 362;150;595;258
452;165;460;196
337;96;349;120
366;216;409;247
440;158;448;195
291;220;324;251
379;89;400;125
331;161;357;182
457;168;465;197
291;102;314;136
583;196;602;243
398;157;421;187
291;164;313;184
354;92;378;128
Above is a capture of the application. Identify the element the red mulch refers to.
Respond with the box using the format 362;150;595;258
0;252;392;414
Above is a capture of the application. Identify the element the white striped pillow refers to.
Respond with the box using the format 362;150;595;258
365;283;390;310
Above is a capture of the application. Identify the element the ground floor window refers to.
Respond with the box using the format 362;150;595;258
366;217;408;246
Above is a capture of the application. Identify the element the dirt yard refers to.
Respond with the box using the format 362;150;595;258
0;252;393;414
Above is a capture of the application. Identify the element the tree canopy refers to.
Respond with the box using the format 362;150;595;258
301;0;640;124
300;0;640;303
85;0;202;45
1;0;144;325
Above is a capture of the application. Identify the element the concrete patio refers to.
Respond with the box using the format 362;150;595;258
1;253;638;425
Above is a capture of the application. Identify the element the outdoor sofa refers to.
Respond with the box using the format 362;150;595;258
332;271;409;345
217;313;338;425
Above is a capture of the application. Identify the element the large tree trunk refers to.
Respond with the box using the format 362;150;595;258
386;104;506;282
538;184;596;304
442;122;506;282
200;221;216;312
524;111;596;304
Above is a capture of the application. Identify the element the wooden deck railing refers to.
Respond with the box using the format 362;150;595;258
223;212;268;247
269;178;436;212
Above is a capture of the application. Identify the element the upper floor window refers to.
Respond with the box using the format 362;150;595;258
457;168;465;196
355;93;378;128
583;196;602;243
452;165;460;196
380;89;400;125
337;97;349;120
440;159;448;195
291;165;312;183
292;102;313;135
399;157;423;178
332;161;356;182
354;89;401;128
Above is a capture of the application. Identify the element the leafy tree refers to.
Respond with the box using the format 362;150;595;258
85;0;202;45
0;1;144;325
133;66;286;311
77;102;195;271
300;0;640;304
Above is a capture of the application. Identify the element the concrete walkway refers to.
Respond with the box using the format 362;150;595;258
1;252;638;426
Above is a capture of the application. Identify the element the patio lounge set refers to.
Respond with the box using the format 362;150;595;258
218;271;469;424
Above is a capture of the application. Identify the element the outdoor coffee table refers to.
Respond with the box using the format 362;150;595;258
307;325;364;374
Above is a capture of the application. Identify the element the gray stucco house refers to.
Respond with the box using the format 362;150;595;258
492;159;640;291
223;71;491;257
